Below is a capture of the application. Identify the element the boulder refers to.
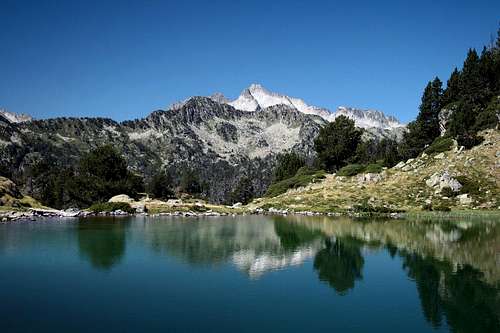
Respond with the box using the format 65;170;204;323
434;152;445;159
357;173;383;184
457;193;473;205
108;194;134;204
425;171;462;192
394;161;406;169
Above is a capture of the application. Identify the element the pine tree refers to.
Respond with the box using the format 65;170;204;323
442;68;461;106
314;115;363;172
460;49;483;104
149;170;174;199
416;77;443;141
273;152;305;182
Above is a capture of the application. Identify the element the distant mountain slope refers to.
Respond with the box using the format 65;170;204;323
0;97;324;203
0;84;408;205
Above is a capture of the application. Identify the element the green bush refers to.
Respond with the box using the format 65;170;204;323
440;186;456;198
425;137;454;155
423;202;451;212
337;164;366;176
432;203;451;212
457;133;484;149
352;199;394;213
88;202;135;214
265;167;325;197
455;176;480;195
364;163;383;174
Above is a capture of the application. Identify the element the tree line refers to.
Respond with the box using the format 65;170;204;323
271;25;499;187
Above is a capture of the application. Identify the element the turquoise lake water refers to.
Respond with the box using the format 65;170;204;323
0;215;498;332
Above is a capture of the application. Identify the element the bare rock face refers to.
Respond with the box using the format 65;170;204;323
438;105;457;136
425;171;462;192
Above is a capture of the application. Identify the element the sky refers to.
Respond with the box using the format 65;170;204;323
0;0;499;123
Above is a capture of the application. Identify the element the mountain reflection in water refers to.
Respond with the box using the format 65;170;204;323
140;215;500;331
0;215;498;332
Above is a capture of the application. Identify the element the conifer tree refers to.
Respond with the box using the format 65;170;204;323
460;49;483;104
416;77;443;141
442;68;461;106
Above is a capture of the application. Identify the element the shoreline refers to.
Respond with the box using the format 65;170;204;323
1;206;499;223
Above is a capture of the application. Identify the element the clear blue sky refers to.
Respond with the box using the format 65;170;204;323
1;0;499;123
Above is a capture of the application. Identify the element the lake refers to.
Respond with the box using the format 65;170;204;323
0;215;498;332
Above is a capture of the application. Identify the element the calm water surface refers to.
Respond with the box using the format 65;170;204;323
0;215;498;332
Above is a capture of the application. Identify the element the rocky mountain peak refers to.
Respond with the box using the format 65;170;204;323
0;109;33;123
334;106;405;130
209;92;230;104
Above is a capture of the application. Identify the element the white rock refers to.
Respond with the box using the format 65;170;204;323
394;161;406;169
425;171;462;192
357;173;383;184
434;152;445;159
457;194;473;205
108;194;134;203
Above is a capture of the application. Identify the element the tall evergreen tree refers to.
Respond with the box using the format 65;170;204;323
314;115;362;172
416;77;443;141
459;49;484;104
442;68;461;106
273;152;305;182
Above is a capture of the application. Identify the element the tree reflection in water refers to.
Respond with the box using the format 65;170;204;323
400;249;500;332
77;218;129;270
313;237;364;295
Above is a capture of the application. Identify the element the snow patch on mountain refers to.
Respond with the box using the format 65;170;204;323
228;84;405;131
0;109;33;123
229;84;331;119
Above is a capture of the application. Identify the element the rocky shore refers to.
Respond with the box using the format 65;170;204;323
0;204;407;223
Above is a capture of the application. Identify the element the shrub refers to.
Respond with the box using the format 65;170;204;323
457;133;484;149
425;136;454;155
352;199;394;213
432;203;451;212
440;186;456;198
88;202;135;214
455;176;480;195
265;167;325;197
364;163;383;174
337;164;366;177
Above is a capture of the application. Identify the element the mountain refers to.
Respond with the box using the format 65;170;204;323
228;84;405;132
0;109;33;123
171;84;405;140
229;84;332;119
0;97;324;204
0;84;406;206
